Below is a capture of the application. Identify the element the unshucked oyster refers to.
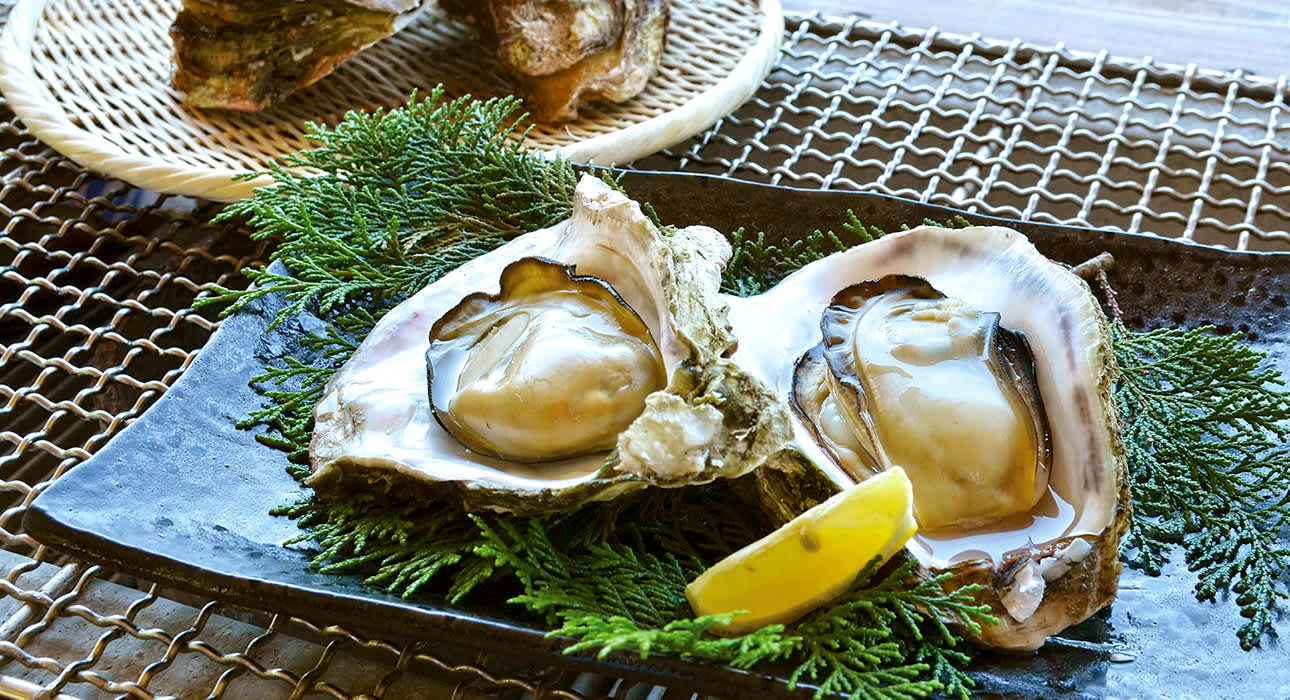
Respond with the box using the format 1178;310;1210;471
444;0;670;122
170;0;427;110
173;0;666;116
309;175;794;513
727;225;1128;650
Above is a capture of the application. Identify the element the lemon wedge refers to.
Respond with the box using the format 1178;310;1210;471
685;466;918;635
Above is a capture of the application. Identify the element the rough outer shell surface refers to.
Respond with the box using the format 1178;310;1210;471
726;225;1129;650
171;0;427;111
515;0;670;122
308;175;795;514
442;0;670;122
487;0;626;76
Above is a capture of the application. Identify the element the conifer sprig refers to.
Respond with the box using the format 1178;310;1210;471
199;87;578;328
721;213;972;297
1112;324;1290;648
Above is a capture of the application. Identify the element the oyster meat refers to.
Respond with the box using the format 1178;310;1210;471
170;0;426;110
792;274;1054;532
727;225;1128;650
427;257;667;462
309;175;794;513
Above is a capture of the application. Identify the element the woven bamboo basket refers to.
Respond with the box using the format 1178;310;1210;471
0;0;781;201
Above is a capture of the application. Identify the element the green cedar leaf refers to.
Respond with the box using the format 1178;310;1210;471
1113;323;1290;648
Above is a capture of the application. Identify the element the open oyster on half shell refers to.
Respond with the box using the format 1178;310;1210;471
308;175;794;513
727;225;1129;650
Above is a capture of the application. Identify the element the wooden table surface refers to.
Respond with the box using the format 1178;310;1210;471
784;0;1289;80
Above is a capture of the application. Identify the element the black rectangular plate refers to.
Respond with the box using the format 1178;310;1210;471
24;171;1290;698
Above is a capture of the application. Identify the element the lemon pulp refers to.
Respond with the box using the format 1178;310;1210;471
685;466;918;635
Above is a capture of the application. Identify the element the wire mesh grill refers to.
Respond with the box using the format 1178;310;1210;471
2;6;1288;699
635;15;1290;253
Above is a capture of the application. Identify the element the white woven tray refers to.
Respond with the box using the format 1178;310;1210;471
0;0;781;201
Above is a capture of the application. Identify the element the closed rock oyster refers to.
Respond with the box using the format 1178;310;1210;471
309;175;794;513
446;0;670;122
727;225;1129;650
170;0;427;110
172;0;666;116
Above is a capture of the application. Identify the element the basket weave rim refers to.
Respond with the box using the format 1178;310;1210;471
0;0;782;202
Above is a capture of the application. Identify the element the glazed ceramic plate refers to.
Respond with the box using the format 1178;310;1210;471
24;172;1290;697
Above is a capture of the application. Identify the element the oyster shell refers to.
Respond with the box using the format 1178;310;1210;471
453;0;627;76
307;176;1125;648
445;0;670;122
727;225;1128;650
170;0;426;110
309;175;794;513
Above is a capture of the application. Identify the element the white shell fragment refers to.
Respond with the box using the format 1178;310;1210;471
617;392;726;478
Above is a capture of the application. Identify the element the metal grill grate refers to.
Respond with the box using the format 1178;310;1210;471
636;15;1290;253
1;8;1287;699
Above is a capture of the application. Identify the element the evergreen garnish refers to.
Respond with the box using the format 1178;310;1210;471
1113;324;1290;649
720;213;972;297
200;86;578;329
205;89;1290;697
